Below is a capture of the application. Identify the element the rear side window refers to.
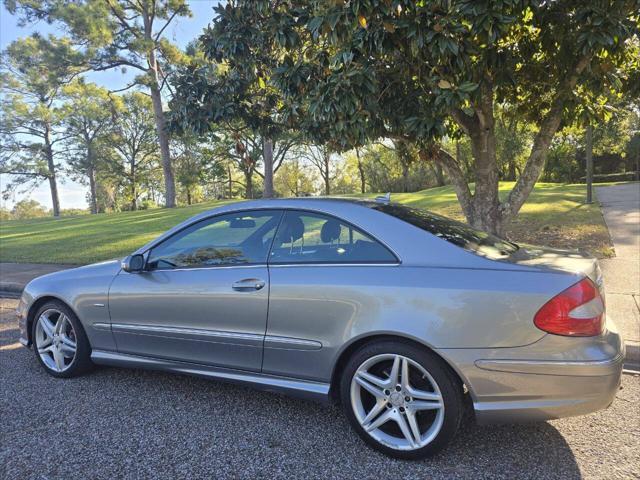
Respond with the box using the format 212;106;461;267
270;211;397;264
373;204;518;259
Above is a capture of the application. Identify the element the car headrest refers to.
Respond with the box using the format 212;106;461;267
280;216;304;243
320;219;341;243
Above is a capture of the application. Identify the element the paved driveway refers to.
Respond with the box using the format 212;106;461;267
1;299;638;480
596;183;640;362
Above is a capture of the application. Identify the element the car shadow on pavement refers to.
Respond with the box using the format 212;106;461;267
1;357;582;478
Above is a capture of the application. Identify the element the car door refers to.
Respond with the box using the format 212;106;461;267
108;209;283;372
263;210;399;381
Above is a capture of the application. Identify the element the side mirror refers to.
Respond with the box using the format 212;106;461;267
122;254;145;273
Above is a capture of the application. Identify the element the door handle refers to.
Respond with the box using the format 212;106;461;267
232;278;266;291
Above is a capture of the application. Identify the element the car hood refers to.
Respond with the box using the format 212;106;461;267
503;244;601;283
29;259;122;285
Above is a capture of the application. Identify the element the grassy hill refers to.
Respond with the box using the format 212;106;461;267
0;182;612;264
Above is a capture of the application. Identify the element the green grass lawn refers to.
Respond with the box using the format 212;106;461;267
0;182;613;264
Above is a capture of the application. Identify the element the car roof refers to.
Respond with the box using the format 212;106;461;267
202;196;380;214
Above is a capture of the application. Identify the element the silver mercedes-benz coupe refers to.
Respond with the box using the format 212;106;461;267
17;198;624;459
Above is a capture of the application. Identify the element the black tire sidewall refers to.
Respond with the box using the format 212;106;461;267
340;340;463;460
32;300;93;378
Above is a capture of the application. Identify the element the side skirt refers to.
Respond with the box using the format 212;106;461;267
91;350;331;404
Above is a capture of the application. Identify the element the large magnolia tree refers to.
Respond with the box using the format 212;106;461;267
203;0;639;234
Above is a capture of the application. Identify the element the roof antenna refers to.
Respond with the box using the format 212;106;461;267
375;192;391;204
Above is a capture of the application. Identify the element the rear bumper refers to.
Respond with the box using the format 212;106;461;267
437;316;624;423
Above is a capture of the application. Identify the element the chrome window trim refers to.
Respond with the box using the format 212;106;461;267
268;262;401;268
139;263;268;274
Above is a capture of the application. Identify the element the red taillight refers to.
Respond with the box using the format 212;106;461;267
534;278;605;337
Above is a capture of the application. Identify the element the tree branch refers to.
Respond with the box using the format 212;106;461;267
502;53;593;219
420;145;475;222
450;108;479;136
154;7;183;42
106;0;141;39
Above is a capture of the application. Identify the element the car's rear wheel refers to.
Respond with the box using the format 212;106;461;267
340;340;463;459
32;300;93;378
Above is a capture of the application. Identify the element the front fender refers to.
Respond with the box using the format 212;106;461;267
18;260;121;350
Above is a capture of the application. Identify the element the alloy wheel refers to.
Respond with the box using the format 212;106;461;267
349;353;445;451
35;309;77;373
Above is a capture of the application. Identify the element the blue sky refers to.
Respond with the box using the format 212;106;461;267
0;1;220;210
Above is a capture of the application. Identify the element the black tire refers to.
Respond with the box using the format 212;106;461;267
340;339;463;460
32;300;94;378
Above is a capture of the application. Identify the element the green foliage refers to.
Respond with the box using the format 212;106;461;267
350;143;443;193
10;199;49;219
0;207;11;221
61;79;119;212
0;34;83;212
274;160;317;197
7;0;194;208
191;0;639;233
105;92;160;211
173;132;226;205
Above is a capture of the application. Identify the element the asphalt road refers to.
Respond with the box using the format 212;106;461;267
1;298;638;480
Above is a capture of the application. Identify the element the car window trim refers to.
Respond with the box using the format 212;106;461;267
267;208;400;266
143;209;285;272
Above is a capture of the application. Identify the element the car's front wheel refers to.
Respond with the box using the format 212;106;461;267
32;300;93;378
340;340;463;459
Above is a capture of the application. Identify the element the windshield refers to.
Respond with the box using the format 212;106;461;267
372;203;518;259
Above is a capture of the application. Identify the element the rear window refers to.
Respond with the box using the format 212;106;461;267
372;203;518;259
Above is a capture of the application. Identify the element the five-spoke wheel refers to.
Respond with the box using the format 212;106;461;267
341;340;463;459
32;300;93;378
35;309;77;372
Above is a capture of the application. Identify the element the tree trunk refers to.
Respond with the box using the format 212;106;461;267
186;187;192;205
401;162;410;193
148;72;175;208
585;124;593;204
86;143;98;214
323;148;330;195
130;162;137;211
131;187;137;211
228;164;233;198
88;164;98;214
355;148;366;194
433;162;445;187
263;138;274;198
468;128;502;234
244;170;254;199
423;146;474;223
43;124;60;217
507;159;517;181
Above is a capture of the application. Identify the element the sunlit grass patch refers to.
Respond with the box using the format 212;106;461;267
0;183;613;264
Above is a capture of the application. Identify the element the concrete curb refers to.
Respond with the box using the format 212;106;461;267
625;341;640;370
0;282;24;298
